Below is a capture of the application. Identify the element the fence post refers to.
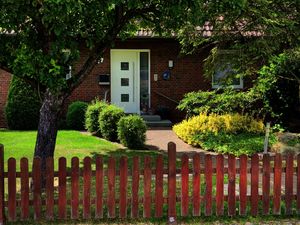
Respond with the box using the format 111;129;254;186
168;142;176;224
0;144;5;225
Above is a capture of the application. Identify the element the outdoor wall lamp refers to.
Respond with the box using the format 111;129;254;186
97;57;104;64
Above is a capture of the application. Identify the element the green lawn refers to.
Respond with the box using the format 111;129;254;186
5;216;300;225
0;130;161;170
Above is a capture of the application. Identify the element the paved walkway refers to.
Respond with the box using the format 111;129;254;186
145;127;210;154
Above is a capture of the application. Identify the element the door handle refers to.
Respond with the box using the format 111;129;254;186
132;61;135;102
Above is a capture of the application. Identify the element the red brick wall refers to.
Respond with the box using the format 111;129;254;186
68;38;211;122
0;70;12;128
0;38;211;127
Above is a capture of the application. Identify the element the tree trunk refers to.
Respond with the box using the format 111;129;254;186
33;89;65;182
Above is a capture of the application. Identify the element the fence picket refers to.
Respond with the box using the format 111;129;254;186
83;157;92;219
58;157;67;219
155;155;164;218
285;153;294;215
144;156;152;218
168;142;176;219
239;154;247;216
33;157;41;220
181;154;189;217
119;156;128;218
250;154;259;216
20;158;29;220
8;158;16;221
228;154;236;216
96;156;104;218
262;154;270;215
297;154;300;214
216;154;224;216
71;157;79;219
273;153;282;215
193;153;201;216
205;154;212;216
108;157;116;218
45;157;54;220
0;145;4;225
131;156;139;218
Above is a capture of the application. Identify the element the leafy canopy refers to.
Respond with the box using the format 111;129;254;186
177;0;300;80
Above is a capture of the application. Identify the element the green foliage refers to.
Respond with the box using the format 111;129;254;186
177;1;300;79
173;113;265;155
193;132;277;156
5;76;41;130
287;138;300;147
177;89;265;118
254;49;300;124
85;100;108;135
99;105;125;141
66;101;88;130
117;115;147;149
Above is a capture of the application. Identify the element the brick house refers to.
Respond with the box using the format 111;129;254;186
0;32;243;128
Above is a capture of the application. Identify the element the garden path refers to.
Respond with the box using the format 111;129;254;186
145;127;213;155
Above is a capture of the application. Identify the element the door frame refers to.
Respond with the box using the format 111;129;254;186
110;49;151;114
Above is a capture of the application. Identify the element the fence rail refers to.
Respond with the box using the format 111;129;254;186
0;142;299;223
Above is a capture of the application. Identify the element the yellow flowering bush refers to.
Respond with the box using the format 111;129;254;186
173;113;265;146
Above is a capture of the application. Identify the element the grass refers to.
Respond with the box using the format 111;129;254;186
0;130;162;170
5;215;300;224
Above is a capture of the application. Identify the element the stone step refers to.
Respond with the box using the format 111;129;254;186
141;115;161;122
146;120;173;127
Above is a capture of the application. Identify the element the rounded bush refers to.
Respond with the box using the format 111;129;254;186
173;113;264;145
99;105;125;141
5;76;41;130
66;101;88;130
85;100;108;135
117;115;147;149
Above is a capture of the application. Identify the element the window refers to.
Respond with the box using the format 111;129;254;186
212;64;243;89
121;94;129;102
121;62;129;70
211;50;243;89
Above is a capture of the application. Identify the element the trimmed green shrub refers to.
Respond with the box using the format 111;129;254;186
85;100;108;135
177;89;264;118
99;105;125;141
66;101;88;130
5;76;41;130
117;115;147;149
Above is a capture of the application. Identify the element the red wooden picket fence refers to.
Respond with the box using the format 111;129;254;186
0;142;299;224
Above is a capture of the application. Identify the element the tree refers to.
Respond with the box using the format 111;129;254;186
177;0;300;81
0;1;205;172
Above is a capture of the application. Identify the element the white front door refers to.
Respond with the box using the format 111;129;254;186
111;50;140;113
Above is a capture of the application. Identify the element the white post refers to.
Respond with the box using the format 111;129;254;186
263;122;271;153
